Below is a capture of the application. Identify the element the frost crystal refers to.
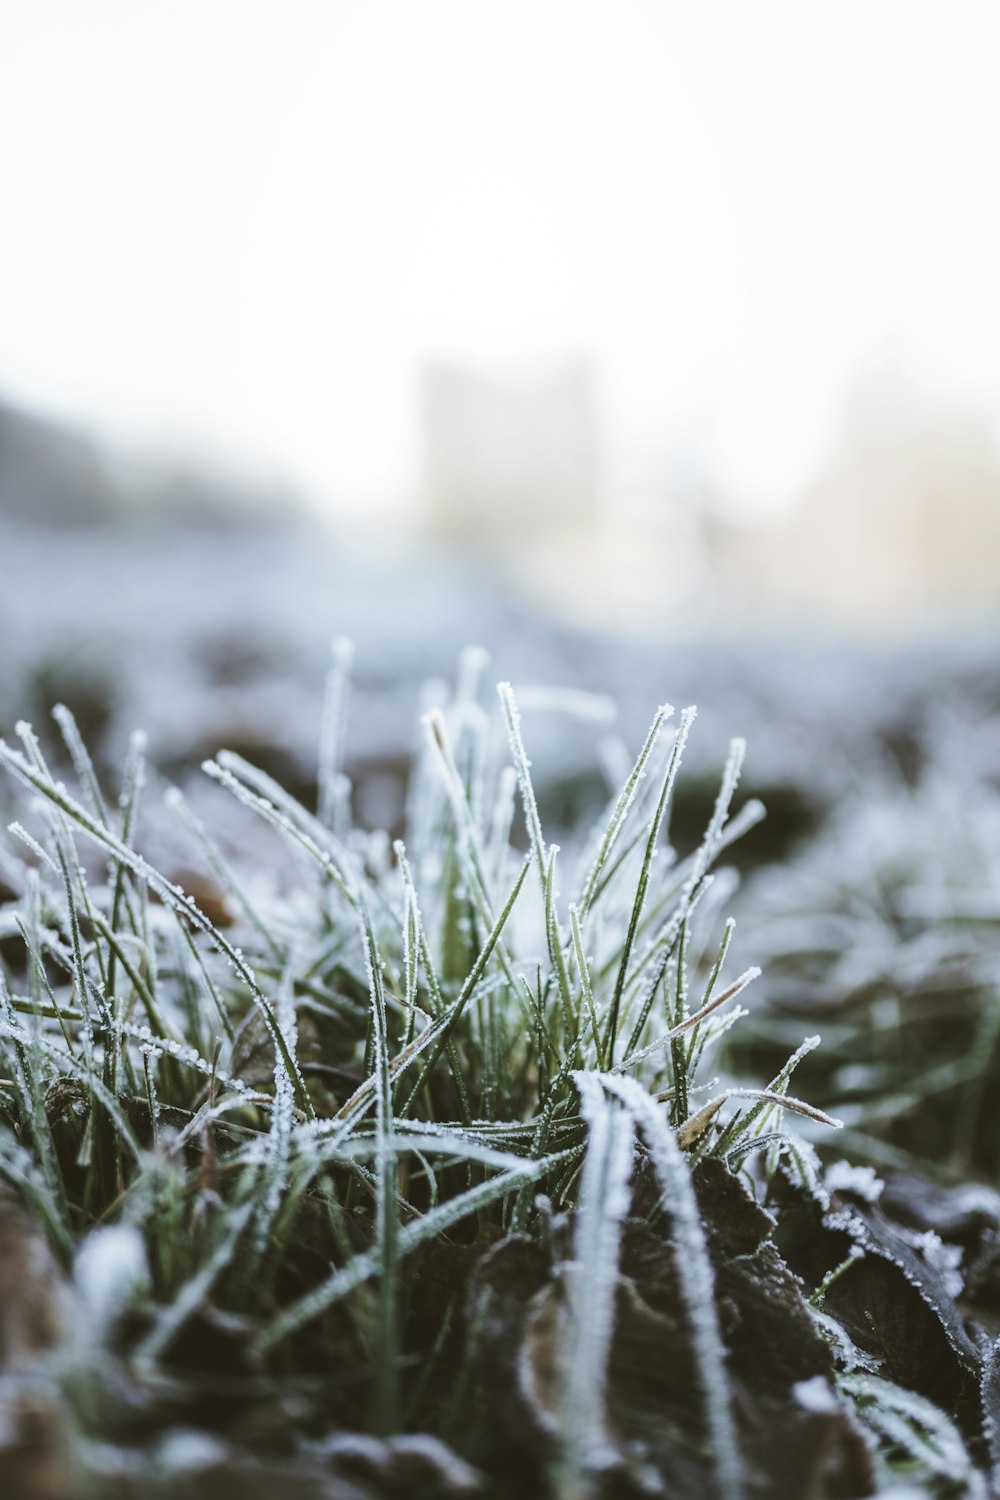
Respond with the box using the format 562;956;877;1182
907;1229;964;1298
792;1375;841;1414
824;1160;885;1204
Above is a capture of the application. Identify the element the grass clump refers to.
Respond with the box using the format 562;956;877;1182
0;645;989;1499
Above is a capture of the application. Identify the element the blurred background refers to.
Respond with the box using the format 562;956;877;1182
2;0;1000;793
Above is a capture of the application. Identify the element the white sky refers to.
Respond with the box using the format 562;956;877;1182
1;0;1000;518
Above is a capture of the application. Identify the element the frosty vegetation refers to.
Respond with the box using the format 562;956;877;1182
0;643;998;1498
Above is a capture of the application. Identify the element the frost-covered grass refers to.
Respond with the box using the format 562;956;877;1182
0;643;995;1498
734;724;1000;1184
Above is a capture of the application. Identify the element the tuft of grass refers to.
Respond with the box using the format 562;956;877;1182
0;648;863;1495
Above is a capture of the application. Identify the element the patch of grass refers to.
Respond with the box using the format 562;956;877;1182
0;646;991;1498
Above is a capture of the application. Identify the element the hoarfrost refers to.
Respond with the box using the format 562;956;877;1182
792;1375;841;1414
824;1161;885;1204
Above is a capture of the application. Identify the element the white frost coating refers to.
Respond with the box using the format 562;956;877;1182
841;1372;976;1486
389;1432;482;1488
497;681;548;895
824;1161;885;1204
75;1225;149;1334
792;1375;841;1414
809;1307;881;1373
559;1073;636;1483
254;959;298;1255
602;1073;744;1500
156;1429;230;1473
825;1208;870;1245
686;732;744;896
907;1230;964;1298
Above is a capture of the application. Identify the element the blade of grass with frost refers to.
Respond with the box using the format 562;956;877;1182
710;1034;824;1161
569;904;604;1068
603;707;696;1063
318;635;354;830
685;919;737;1080
52;703;146;998
51;827;101;1083
52;703;109;825
510;1043;582;1232
205;754;356;907
600;842;713;999
0;964;71;1251
695;919;735;1031
619;905;688;1063
16;889;114;1040
497;684;574;1006
257;1152;553;1353
0;1012;144;1164
558;1073;635;1492
14;911;77;1052
292;1129;543;1187
840;1373;976;1486
612;799;754;1050
356;890;400;1434
585;812;658;918
611;786;758;1004
142;1049;159;1151
0;988;83;1027
0;740;313;1118
165;786;281;964
583;726;687;920
400;883;418;1049
496;685;576;1024
171;915;235;1044
211;749;400;940
394;840;471;1122
615;966;760;1077
17;722;110;996
497;681;548;887
328;993;474;1139
236;956;297;1298
725;1130;789;1171
88;912;174;1040
684;737;747;901
603;1074;743;1500
688;1086;840;1167
544;845;576;1035
577;702;673;922
668;919;692;1121
423;711;509;946
110;728;147;948
398;855;531;1119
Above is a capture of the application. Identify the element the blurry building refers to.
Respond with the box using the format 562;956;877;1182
420;356;601;542
709;368;1000;629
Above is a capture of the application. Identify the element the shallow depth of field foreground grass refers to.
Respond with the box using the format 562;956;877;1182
1;645;999;1499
